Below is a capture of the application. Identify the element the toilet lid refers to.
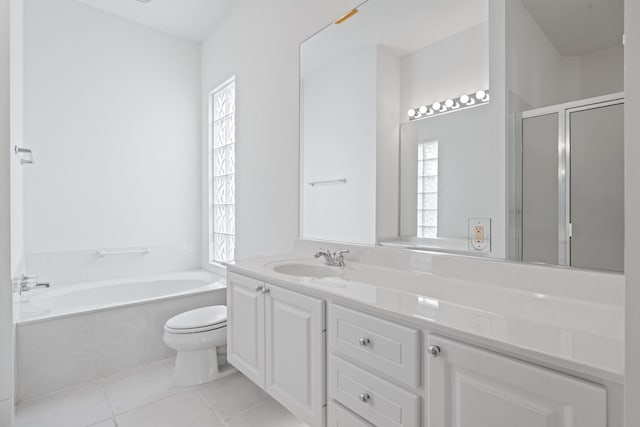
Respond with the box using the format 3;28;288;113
166;306;227;330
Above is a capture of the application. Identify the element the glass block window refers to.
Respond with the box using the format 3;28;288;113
209;78;236;263
417;140;438;238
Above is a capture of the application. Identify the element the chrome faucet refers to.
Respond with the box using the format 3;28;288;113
14;274;50;296
314;248;350;267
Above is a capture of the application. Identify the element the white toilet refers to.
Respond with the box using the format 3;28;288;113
163;305;231;387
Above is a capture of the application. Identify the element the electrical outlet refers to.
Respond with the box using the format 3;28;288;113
468;218;491;252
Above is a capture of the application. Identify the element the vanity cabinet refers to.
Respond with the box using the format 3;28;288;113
227;273;265;386
426;335;607;427
227;272;326;427
229;272;611;427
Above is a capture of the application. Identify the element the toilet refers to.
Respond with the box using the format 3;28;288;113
163;305;230;387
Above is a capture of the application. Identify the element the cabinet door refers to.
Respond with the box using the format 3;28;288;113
426;335;606;427
227;273;265;388
265;284;326;427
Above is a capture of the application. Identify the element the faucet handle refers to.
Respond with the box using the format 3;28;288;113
335;249;350;266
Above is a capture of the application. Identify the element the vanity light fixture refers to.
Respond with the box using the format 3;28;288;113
408;89;490;121
335;9;358;24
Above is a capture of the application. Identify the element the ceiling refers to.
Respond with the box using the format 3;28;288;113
75;0;237;42
520;0;624;56
301;0;489;77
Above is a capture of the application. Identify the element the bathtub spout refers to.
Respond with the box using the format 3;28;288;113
15;274;51;296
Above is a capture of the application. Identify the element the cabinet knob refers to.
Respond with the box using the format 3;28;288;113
358;337;371;347
359;393;370;403
262;286;270;294
255;285;264;292
427;345;441;358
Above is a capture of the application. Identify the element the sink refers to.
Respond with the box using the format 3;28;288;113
270;262;343;278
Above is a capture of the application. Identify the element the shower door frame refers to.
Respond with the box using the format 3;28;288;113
513;92;624;267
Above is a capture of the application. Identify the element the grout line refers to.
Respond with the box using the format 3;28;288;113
102;383;118;425
17;376;108;407
194;388;229;427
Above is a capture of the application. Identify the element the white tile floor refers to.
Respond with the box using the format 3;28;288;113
15;359;308;427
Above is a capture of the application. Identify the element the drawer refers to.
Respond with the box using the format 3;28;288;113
329;304;420;387
328;401;374;427
329;355;421;427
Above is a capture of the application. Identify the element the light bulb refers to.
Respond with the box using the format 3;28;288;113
408;109;416;117
460;94;470;104
419;105;428;114
432;102;441;111
444;99;454;108
475;90;486;100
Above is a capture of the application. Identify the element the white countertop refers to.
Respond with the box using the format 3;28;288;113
228;255;624;383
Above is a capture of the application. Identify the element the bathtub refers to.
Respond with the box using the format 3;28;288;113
15;270;227;401
15;270;225;324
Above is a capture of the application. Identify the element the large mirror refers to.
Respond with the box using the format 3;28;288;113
300;0;624;272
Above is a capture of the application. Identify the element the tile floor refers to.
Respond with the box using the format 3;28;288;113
15;359;308;427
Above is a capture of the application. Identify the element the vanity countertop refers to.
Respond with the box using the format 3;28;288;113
228;255;624;384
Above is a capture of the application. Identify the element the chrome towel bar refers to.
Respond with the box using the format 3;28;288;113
96;248;151;257
308;178;347;187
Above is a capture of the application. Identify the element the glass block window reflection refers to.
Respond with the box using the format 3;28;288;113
417;140;438;238
209;78;236;263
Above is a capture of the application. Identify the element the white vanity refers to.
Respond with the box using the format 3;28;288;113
226;248;623;427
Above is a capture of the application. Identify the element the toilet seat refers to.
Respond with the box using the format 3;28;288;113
165;306;227;334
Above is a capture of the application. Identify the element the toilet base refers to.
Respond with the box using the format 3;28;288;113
173;349;237;387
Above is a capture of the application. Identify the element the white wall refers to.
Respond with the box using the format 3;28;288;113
0;0;14;423
22;0;201;282
375;46;400;241
200;0;360;261
507;0;623;110
399;22;489;119
579;44;624;99
626;1;640;425
400;105;498;245
302;46;378;245
9;0;22;278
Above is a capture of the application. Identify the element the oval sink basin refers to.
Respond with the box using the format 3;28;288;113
271;263;342;278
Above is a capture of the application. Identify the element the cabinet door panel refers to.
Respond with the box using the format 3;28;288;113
329;355;421;427
328;401;374;427
227;273;265;388
329;304;420;387
265;284;325;427
427;335;606;427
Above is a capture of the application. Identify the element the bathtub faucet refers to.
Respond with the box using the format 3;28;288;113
15;274;50;295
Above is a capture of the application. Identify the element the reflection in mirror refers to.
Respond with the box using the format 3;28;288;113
506;0;624;272
300;0;625;272
300;0;489;246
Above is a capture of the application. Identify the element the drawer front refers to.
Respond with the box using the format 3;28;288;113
329;304;420;387
328;401;374;427
329;355;421;427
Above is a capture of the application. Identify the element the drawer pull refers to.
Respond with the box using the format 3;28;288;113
427;345;441;358
358;337;371;347
359;393;371;403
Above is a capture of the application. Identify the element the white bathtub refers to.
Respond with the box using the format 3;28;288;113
15;270;225;324
15;270;227;401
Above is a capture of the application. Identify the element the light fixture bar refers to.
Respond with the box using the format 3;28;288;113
408;89;490;121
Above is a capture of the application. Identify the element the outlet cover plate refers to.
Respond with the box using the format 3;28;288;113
468;218;491;252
